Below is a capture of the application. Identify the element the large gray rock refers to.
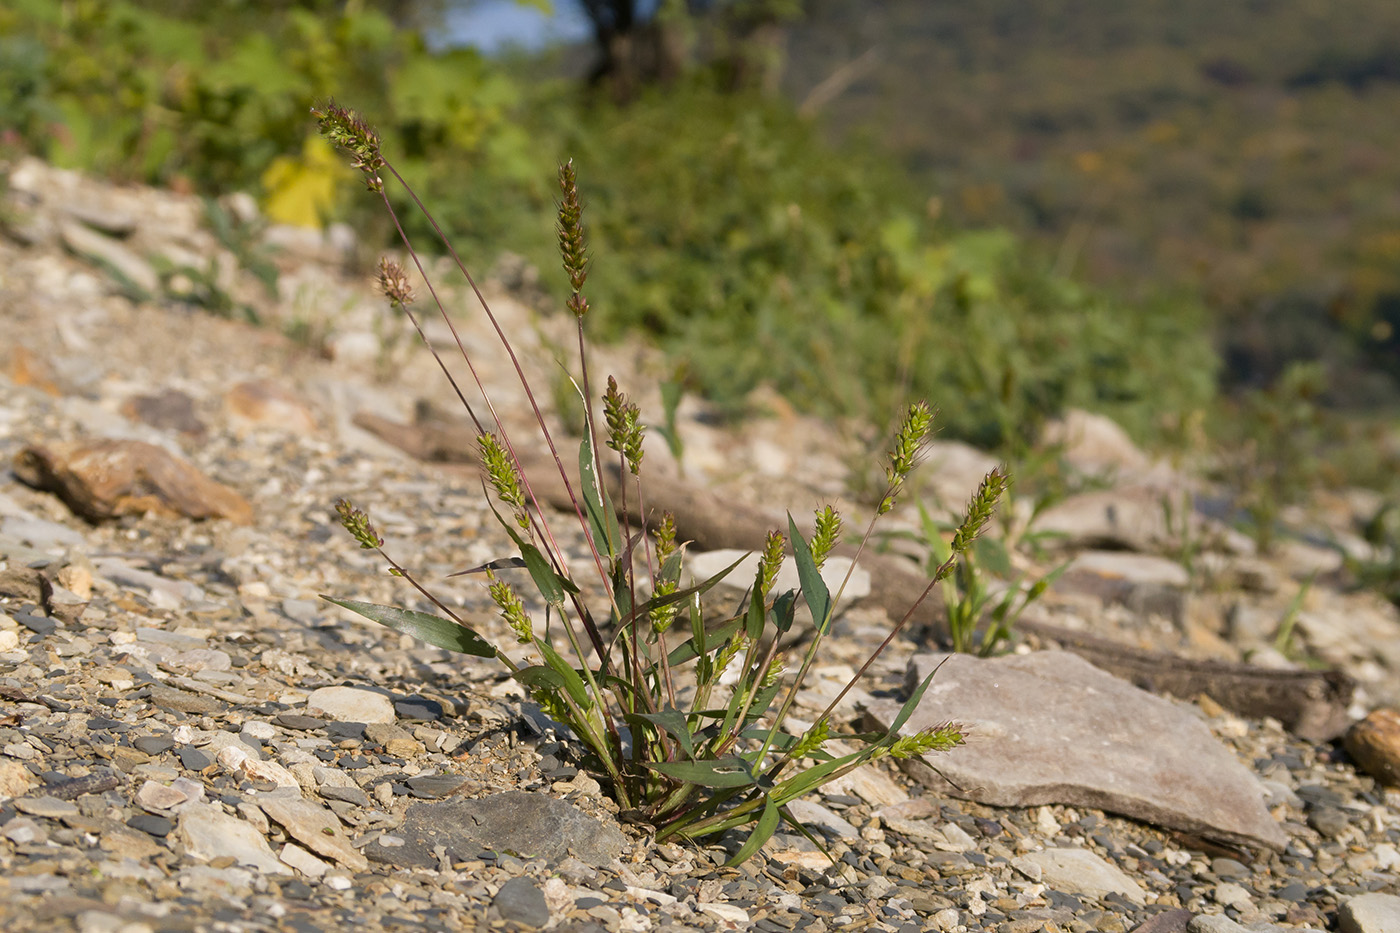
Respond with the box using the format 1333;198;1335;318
1340;892;1400;933
366;791;625;869
866;652;1288;850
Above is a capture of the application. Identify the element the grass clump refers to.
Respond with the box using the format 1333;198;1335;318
314;102;999;863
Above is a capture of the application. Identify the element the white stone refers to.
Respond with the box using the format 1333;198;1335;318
175;804;290;875
280;843;331;878
697;903;749;924
1013;848;1146;905
216;745;301;789
305;686;396;724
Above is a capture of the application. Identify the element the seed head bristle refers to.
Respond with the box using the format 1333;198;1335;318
486;569;533;644
477;433;530;530
557;160;590;317
759;530;786;594
952;467;1009;554
878;401;935;515
603;376;645;475
335;499;383;550
312;101;385;192
376;257;415;308
810;505;843;572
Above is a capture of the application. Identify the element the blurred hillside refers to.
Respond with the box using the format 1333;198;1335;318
781;0;1400;406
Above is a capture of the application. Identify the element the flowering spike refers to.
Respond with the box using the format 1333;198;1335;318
335;499;383;550
655;512;678;562
759;530;786;595
810;505;843;572
376;257;415;308
603;376;646;475
952;468;1009;554
878;401;935;515
312;101;385;193
557;160;590;316
477;433;530;530
888;723;967;759
486;569;534;644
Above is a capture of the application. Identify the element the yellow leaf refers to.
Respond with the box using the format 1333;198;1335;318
260;136;348;228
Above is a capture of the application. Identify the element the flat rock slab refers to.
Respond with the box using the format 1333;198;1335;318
367;791;625;869
866;652;1288;850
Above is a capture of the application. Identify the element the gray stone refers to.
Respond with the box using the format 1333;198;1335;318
1129;907;1193;933
306;686;396;724
494;876;551;928
1339;893;1400;933
1012;849;1146;905
868;652;1288;850
14;795;79;818
367;791;624;869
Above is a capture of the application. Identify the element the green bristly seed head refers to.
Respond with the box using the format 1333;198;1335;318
655;512;678;561
312;102;385;193
603;376;645;475
759;530;786;594
952;467;1009;554
477;433;529;529
486;569;533;643
888;723;967;759
376;257;415;308
335;499;382;550
791;718;830;759
879;401;935;515
557;160;589;316
649;579;679;634
810;505;843;572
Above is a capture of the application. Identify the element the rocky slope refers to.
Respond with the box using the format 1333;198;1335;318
0;157;1398;933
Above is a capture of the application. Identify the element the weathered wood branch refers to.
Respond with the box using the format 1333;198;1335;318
355;410;1355;742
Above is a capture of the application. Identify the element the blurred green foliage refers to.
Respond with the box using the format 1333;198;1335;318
783;0;1400;407
0;0;1217;449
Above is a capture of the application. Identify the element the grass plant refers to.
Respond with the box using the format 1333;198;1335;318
313;102;1000;863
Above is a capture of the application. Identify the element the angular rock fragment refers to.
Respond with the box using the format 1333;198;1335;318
367;791;624;869
867;652;1288;850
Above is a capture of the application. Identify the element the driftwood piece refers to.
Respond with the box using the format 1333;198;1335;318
356;410;1355;742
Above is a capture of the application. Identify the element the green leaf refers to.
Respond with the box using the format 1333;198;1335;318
647;757;759;788
770;590;798;634
513;664;566;692
771;748;868;803
788;513;831;633
665;615;743;667
520;541;568;608
484;495;578;607
625;552;749;631
321;597;495;657
538;640;593;710
888;660;944;736
631;709;697;759
724;795;780;867
744;567;767;639
580;433;621;562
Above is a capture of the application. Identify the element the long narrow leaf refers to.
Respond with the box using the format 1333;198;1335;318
537;640;592;710
788;513;831;633
321;597;496;657
647;757;759;788
580;434;620;561
888;659;946;736
724;796;780;867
